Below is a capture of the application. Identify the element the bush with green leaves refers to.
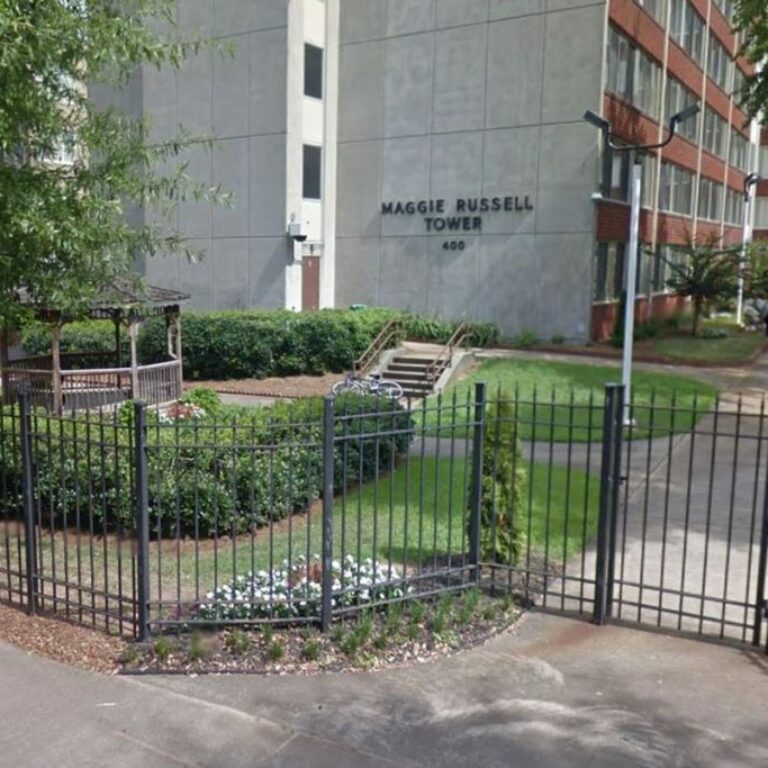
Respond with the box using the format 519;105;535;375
0;393;414;539
21;309;499;381
470;397;527;564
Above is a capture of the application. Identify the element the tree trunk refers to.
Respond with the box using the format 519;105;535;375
692;298;702;336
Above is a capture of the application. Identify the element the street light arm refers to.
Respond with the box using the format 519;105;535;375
604;104;701;154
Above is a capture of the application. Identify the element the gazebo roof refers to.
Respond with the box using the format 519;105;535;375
18;275;189;321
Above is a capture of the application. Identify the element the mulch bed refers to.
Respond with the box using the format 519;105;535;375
0;602;127;674
187;373;342;400
121;592;520;676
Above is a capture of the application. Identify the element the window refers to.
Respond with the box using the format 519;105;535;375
697;176;724;221
713;0;734;23
634;0;665;24
606;26;661;120
756;198;768;229
732;66;745;98
729;128;749;171
659;161;694;216
304;43;323;99
702;107;726;157
707;33;732;92
303;144;322;199
594;242;627;301
670;0;705;65
664;75;699;142
724;187;744;224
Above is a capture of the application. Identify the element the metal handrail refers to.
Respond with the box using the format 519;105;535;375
354;317;404;375
425;323;472;383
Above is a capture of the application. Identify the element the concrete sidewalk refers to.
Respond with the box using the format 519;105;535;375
2;613;767;767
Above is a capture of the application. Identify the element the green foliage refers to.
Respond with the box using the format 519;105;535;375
301;638;322;662
633;317;664;341
699;327;730;340
743;242;768;299
267;640;285;662
224;630;251;656
0;394;413;539
0;1;225;326
471;397;527;564
153;636;172;663
179;387;221;414
659;234;741;336
733;1;768;121
513;329;539;349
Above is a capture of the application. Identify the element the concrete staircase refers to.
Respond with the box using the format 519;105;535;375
379;343;450;400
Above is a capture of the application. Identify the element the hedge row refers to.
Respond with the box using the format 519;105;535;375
0;393;413;538
21;309;499;380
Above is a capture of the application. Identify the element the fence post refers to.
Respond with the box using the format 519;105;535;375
594;383;622;625
605;386;624;618
752;442;768;648
321;396;335;632
134;401;150;642
468;381;487;583
19;395;37;616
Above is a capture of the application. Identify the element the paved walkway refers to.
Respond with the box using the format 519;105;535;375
2;613;766;767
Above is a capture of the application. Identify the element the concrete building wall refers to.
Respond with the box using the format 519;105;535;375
335;0;606;340
141;1;292;311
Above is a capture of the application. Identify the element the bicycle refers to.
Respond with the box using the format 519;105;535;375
331;372;403;400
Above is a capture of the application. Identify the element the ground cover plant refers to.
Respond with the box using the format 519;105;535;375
421;358;717;441
121;588;519;674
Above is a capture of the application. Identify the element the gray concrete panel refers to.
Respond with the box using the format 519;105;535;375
541;4;605;124
430;132;483;198
212;138;250;238
425;237;480;319
212;38;250;138
248;239;289;309
249;28;289;136
339;0;387;44
378;237;430;313
386;0;436;37
489;0;545;21
337;142;383;238
536;123;597;234
335;238;382;307
476;234;539;332
212;0;288;37
177;0;213;33
212;238;251;309
142;66;177;142
486;16;544;128
249;135;287;237
178;48;212;135
547;0;607;11
433;24;488;134
383;34;435;137
178;146;213;239
482;127;540;193
381;137;431;204
338;42;385;142
532;233;593;338
436;0;490;27
175;242;216;310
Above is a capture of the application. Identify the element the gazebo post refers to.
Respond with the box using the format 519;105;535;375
50;323;63;415
0;324;10;406
166;308;183;399
113;310;122;369
128;315;140;400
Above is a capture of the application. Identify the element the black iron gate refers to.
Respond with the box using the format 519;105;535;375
595;384;768;649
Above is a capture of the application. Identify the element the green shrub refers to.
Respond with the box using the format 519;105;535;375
0;394;414;539
180;387;222;414
470;397;527;564
514;329;538;349
634;318;664;341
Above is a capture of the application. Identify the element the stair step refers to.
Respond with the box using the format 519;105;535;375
383;369;430;380
388;381;434;391
391;357;439;365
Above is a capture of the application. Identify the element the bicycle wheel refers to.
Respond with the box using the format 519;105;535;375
332;378;362;396
376;380;403;400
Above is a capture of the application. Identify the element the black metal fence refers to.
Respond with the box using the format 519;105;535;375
1;383;767;652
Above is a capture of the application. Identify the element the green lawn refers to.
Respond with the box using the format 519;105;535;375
651;332;764;363
4;455;600;604
420;358;717;441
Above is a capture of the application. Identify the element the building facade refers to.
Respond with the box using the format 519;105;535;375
133;0;760;341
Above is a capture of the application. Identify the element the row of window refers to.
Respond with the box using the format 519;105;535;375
304;44;324;200
707;31;732;93
664;74;699;141
702;107;727;157
670;0;705;66
729;128;750;171
606;26;662;121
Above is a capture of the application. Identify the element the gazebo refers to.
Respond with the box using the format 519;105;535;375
0;277;189;414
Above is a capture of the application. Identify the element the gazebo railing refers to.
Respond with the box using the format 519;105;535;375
3;359;182;412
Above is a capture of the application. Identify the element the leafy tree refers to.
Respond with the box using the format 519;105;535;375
0;1;225;327
742;241;768;298
660;233;741;336
734;1;768;122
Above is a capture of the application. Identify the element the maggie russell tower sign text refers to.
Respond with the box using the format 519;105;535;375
381;196;534;233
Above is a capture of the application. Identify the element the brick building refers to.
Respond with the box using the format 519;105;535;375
125;0;761;341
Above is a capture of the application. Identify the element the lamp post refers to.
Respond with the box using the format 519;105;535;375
736;172;760;326
583;104;700;425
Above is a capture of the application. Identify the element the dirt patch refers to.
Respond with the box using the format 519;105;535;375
187;373;344;399
0;602;126;674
